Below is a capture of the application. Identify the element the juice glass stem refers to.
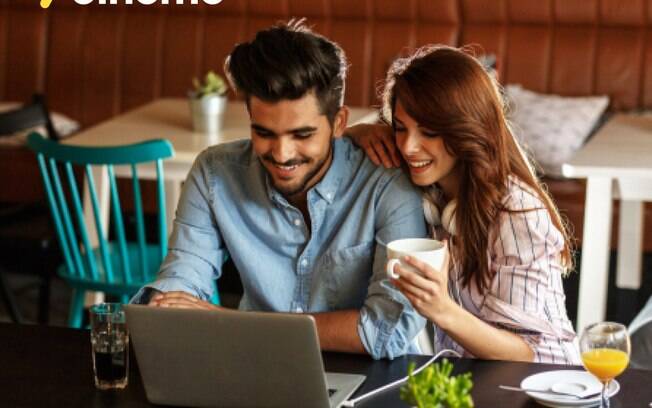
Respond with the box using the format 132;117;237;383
600;380;610;408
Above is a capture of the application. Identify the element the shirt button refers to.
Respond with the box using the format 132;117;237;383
300;259;308;267
326;193;333;199
294;218;301;226
295;307;303;313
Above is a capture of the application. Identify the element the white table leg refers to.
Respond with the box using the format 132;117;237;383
164;180;181;236
82;166;110;307
576;177;613;331
616;200;644;289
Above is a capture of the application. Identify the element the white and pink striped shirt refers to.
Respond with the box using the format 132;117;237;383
427;177;580;364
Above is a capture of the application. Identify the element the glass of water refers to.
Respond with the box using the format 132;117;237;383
90;303;129;390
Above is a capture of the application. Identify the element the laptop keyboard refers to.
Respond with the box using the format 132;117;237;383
328;389;337;397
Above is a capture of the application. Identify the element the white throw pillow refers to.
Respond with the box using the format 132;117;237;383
505;84;609;177
0;102;80;146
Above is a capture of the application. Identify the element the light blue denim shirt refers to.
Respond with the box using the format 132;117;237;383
133;137;427;359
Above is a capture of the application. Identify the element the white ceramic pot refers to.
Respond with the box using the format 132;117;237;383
188;93;227;135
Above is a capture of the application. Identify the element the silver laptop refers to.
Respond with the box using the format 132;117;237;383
124;305;366;408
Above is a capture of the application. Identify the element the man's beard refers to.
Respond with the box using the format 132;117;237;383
263;142;333;197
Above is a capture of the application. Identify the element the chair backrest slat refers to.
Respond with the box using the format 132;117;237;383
48;159;85;276
131;164;148;281
156;159;167;262
64;162;99;279
36;154;76;274
107;165;132;285
27;132;174;302
85;165;114;282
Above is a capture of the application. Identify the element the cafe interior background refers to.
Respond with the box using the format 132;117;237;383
1;0;652;343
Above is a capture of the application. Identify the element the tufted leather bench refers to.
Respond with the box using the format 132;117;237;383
2;0;652;249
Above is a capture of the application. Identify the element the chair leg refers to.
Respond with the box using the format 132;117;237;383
68;289;86;328
0;270;24;324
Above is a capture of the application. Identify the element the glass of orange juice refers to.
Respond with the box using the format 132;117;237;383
580;322;631;408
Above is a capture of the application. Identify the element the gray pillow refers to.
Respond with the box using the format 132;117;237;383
505;84;609;178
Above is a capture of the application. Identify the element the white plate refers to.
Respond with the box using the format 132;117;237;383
520;370;620;407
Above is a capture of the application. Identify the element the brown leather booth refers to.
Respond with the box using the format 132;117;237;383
2;0;652;249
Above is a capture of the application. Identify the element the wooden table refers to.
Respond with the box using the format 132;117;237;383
563;113;652;330
2;322;651;407
65;98;378;239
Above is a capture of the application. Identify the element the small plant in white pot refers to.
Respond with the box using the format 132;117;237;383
188;70;229;135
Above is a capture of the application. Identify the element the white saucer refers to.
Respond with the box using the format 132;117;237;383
520;370;620;407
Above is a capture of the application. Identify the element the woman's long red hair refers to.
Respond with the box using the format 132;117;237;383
382;45;573;293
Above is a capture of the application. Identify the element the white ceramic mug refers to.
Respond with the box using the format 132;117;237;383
386;238;446;279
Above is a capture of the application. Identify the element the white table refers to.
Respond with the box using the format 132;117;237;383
66;98;378;239
562;113;652;330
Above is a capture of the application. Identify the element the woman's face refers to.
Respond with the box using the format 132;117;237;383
393;100;458;192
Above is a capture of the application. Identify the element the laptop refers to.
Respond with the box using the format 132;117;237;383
124;305;366;408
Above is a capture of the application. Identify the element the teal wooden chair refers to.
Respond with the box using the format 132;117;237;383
27;132;177;327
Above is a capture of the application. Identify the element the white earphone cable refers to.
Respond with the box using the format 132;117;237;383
340;348;461;407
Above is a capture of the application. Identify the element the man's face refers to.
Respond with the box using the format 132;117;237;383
249;93;347;199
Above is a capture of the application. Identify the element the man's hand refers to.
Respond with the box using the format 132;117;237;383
148;291;221;310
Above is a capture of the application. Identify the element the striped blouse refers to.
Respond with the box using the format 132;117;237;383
426;177;580;365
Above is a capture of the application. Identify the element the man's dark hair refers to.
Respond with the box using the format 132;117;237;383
225;20;347;124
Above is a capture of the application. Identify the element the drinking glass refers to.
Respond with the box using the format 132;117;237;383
580;322;631;408
90;303;129;390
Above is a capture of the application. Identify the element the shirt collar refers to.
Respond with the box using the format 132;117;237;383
312;139;347;204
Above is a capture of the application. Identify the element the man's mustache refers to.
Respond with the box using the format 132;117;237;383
262;155;309;167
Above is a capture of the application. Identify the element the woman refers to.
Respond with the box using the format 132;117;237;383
349;46;580;364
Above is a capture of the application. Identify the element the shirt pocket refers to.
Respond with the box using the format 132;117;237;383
325;241;375;310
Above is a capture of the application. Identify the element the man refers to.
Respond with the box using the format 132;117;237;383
132;21;427;359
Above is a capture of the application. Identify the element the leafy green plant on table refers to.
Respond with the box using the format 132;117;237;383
191;70;228;98
400;359;474;408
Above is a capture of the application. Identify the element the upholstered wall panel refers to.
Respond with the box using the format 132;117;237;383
330;20;372;106
46;8;85;121
331;0;369;18
3;0;652;123
202;15;246;95
550;28;597;96
247;0;288;17
370;22;415;104
80;11;123;125
373;0;416;20
460;25;507;79
505;26;552;92
642;30;652;108
121;10;164;112
595;28;644;110
288;0;328;18
5;7;47;101
415;25;458;50
214;0;246;15
161;12;204;98
600;0;646;26
461;0;507;23
553;0;599;24
508;0;552;23
0;5;8;101
417;0;459;23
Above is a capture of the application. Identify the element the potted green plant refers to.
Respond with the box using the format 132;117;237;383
188;70;229;135
400;359;474;408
